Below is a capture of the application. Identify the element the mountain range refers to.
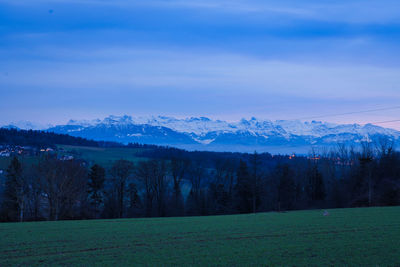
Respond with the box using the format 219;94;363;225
3;115;399;154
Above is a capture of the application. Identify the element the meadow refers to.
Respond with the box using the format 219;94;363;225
57;145;147;168
0;145;147;170
1;206;399;266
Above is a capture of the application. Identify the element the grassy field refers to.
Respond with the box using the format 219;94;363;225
57;145;148;168
0;145;147;170
1;207;399;266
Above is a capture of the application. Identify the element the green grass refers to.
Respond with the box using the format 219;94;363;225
1;207;400;266
57;145;148;168
0;145;147;170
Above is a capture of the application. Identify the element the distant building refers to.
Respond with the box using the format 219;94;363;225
60;155;74;161
0;152;10;157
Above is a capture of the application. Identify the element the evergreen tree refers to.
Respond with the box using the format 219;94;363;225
276;164;296;211
88;164;106;218
307;165;326;203
2;157;25;221
250;152;262;213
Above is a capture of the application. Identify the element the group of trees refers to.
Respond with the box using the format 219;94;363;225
1;141;399;222
0;128;99;148
0;128;169;150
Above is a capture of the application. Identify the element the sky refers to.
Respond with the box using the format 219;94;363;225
1;0;400;130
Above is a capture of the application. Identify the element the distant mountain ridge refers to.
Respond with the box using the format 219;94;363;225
4;115;400;153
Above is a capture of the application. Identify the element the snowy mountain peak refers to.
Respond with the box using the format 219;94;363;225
67;118;101;127
102;115;133;125
58;115;400;139
4;121;53;130
4;115;400;153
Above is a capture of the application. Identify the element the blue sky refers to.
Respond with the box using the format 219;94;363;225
1;0;400;129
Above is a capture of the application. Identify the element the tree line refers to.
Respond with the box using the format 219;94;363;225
0;128;179;149
0;128;102;148
1;141;399;222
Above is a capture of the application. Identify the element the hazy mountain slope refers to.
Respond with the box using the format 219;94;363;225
6;115;400;153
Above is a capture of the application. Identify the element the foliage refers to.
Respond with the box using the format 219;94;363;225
0;128;99;148
0;132;400;222
1;157;25;221
88;164;106;218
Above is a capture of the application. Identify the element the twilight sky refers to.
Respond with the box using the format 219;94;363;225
1;0;400;129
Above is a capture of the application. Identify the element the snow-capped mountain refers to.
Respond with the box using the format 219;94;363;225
3;115;399;153
38;115;400;153
2;121;53;131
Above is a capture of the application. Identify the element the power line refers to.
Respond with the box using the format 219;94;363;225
369;119;400;125
292;106;400;121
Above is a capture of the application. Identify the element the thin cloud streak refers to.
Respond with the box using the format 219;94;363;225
2;48;400;99
2;0;400;24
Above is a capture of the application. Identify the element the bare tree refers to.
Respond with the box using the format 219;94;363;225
152;160;168;217
135;160;154;217
39;156;87;220
360;142;374;206
376;137;395;158
25;165;43;221
169;158;190;216
186;161;206;215
110;160;134;218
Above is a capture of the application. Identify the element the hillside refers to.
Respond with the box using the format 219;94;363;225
1;207;399;266
56;145;148;168
0;128;99;148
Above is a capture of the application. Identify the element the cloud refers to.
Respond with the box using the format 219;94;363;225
1;0;399;129
2;47;400;100
160;0;400;24
2;0;399;24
